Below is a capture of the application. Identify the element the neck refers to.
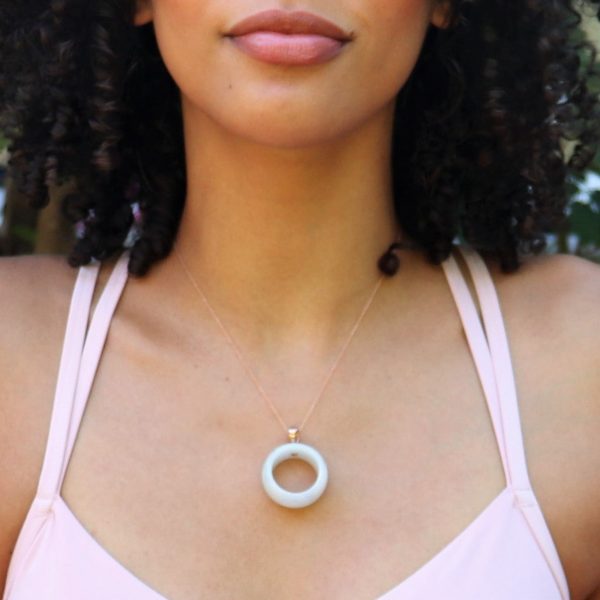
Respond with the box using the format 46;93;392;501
161;99;402;356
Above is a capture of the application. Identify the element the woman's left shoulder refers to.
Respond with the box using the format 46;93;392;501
485;251;600;401
485;251;600;599
514;250;600;291
487;251;600;347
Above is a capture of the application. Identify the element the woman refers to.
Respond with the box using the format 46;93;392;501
0;0;599;598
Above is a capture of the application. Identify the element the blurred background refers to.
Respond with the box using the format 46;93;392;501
0;13;599;262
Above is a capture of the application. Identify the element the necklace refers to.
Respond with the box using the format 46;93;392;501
174;237;400;509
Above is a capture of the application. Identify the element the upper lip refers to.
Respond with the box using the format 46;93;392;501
225;9;353;42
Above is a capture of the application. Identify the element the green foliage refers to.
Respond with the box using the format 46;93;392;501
10;224;36;245
559;19;600;262
564;174;600;262
571;195;600;244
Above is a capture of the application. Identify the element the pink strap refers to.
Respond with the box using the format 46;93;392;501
441;251;512;487
36;260;101;500
442;245;534;492
37;251;131;499
455;245;532;492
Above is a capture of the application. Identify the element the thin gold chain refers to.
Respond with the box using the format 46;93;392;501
174;241;389;439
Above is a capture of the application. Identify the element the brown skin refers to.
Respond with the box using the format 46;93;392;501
1;0;599;597
0;249;599;599
129;0;449;355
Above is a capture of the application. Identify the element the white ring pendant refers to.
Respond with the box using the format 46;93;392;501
261;427;328;509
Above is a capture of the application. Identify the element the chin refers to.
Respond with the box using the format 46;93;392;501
221;106;365;149
234;126;349;149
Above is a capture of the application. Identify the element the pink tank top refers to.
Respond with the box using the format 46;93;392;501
2;245;571;600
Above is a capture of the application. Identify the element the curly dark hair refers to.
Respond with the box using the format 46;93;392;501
1;0;599;275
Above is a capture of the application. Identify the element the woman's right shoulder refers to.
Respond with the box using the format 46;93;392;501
0;253;80;375
0;252;81;432
0;253;80;592
0;250;79;299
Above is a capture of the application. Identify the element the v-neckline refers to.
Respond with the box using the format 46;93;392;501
51;485;513;600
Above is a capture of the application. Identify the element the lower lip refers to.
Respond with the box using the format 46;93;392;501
228;32;346;66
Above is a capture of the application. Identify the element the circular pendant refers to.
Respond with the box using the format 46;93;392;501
261;435;328;509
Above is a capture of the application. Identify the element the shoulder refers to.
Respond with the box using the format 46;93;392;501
0;250;120;465
484;251;600;598
485;251;600;363
487;252;600;462
0;251;79;311
0;251;123;591
455;248;600;380
0;253;82;381
474;246;600;298
0;252;82;376
484;251;600;452
0;253;81;591
0;250;122;464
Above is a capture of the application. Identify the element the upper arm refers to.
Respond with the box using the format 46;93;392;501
0;253;77;593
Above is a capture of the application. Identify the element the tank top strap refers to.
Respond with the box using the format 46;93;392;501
441;247;511;487
446;244;533;493
36;250;131;500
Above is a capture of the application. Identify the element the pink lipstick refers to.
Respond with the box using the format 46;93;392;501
225;9;353;66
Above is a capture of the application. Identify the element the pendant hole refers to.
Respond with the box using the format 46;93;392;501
273;458;317;492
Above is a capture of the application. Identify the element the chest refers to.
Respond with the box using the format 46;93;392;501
57;314;525;599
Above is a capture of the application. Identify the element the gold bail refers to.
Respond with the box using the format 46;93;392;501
287;427;300;443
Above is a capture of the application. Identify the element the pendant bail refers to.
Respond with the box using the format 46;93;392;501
287;427;300;443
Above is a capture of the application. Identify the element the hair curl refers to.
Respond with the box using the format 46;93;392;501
1;0;599;275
